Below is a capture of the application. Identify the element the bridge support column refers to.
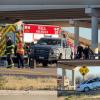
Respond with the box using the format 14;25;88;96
91;16;98;59
74;25;79;47
62;68;66;90
74;22;79;58
69;20;79;48
85;8;99;59
72;69;76;90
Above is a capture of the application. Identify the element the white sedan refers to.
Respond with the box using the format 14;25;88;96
76;77;100;92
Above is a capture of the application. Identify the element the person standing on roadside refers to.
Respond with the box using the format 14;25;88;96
83;45;94;59
28;42;35;68
16;39;24;68
6;36;15;68
76;44;84;59
83;45;90;59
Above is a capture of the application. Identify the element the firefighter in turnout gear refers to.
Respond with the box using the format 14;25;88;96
16;39;24;68
6;36;15;68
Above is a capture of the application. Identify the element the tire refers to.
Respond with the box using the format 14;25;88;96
33;59;37;68
84;87;90;92
59;53;62;59
42;62;48;67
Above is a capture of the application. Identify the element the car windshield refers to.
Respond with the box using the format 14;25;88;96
81;77;100;85
37;38;61;46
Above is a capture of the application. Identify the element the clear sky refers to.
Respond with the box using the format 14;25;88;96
62;27;100;42
57;27;100;79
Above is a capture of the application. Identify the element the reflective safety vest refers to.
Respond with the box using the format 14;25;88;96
16;42;24;55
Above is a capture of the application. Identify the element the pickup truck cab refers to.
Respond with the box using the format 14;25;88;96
30;37;72;66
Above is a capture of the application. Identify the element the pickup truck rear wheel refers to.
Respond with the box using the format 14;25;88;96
59;53;62;59
33;59;37;68
42;62;48;67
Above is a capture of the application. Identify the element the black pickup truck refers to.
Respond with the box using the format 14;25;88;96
30;37;72;66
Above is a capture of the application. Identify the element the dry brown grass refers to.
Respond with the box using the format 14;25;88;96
0;76;57;90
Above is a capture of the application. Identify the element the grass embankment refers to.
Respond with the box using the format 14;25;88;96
0;76;57;90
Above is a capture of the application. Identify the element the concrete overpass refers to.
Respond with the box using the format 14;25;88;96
0;5;99;49
0;5;99;27
0;0;100;5
0;5;99;42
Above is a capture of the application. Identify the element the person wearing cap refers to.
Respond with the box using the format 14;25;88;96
6;36;15;68
16;39;24;68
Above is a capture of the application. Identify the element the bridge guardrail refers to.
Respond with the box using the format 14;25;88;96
89;54;100;59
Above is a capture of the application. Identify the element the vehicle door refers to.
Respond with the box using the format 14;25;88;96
61;39;68;59
63;40;71;59
86;79;96;89
87;79;97;89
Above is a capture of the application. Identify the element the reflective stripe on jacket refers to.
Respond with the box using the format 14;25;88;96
6;39;14;54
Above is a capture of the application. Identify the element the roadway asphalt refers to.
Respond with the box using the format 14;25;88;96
0;90;57;100
0;67;57;78
58;89;100;96
0;95;57;100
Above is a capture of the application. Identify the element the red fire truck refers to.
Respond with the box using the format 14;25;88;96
23;24;61;43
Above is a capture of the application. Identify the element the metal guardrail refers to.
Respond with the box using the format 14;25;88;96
89;54;100;59
58;59;100;69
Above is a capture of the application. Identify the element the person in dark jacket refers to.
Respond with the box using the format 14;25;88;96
6;36;14;68
76;44;84;59
83;45;90;59
83;45;94;59
28;42;35;68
